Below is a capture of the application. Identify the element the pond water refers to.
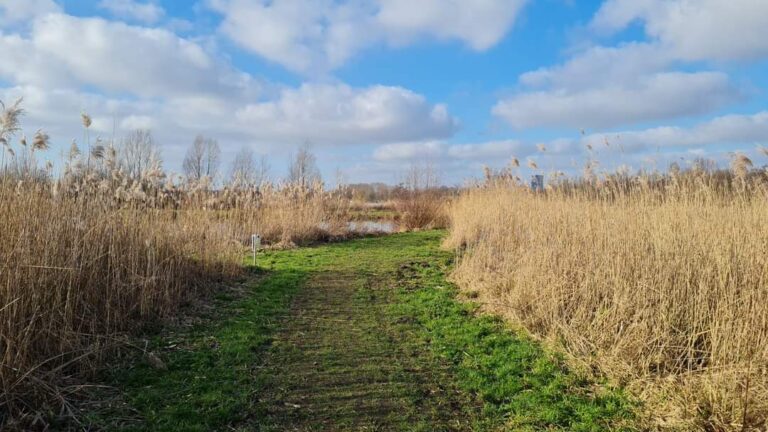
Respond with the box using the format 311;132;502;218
347;220;398;233
319;220;399;234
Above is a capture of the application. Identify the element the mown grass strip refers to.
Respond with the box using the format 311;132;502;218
391;257;637;431
86;231;636;431
87;268;306;431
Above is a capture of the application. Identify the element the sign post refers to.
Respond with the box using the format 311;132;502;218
251;234;261;266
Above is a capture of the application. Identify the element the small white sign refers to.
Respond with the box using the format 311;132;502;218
251;234;261;266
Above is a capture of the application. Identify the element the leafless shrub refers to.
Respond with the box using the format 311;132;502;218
394;163;450;230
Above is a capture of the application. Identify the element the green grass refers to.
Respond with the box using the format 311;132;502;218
85;269;306;431
86;231;636;431
392;259;636;431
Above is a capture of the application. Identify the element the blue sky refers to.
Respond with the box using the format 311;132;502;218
1;0;768;184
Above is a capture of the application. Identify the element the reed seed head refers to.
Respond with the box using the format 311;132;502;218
730;153;753;179
32;130;50;151
81;112;92;129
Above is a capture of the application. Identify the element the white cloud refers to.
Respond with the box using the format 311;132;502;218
373;139;524;163
373;141;444;161
207;0;375;73
0;31;75;88
377;0;527;51
207;0;527;73
584;111;768;154
530;111;768;161
120;114;155;130
370;111;768;176
419;111;768;178
519;43;672;91
494;72;738;129
98;0;165;24
0;10;459;152
0;84;164;149
446;140;522;159
0;0;60;26
0;80;457;171
591;0;768;62
236;83;457;145
0;14;255;99
493;0;768;131
0;11;461;178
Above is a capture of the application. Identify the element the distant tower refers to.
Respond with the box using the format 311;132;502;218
531;174;544;192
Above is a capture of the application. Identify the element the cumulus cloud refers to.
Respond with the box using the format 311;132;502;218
98;0;165;24
591;0;768;61
578;111;768;155
235;83;458;145
30;14;248;98
376;0;527;51
0;0;60;27
373;139;524;162
373;141;444;161
519;43;672;91
494;72;739;129
0;80;458;173
493;0;766;131
0;11;460;177
207;0;374;74
0;14;255;99
521;111;768;165
207;0;527;73
371;111;768;177
0;84;165;148
446;140;522;159
120;114;155;130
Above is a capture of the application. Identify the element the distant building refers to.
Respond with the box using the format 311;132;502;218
531;174;545;192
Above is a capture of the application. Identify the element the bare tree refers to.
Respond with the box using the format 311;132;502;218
401;162;439;191
288;143;321;187
183;135;220;182
229;147;270;187
206;138;220;180
229;147;254;186
255;154;270;186
182;136;205;181
118;129;160;179
692;157;717;174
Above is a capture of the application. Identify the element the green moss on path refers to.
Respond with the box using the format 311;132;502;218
90;231;636;431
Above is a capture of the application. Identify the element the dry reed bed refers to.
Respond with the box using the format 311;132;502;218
0;171;350;423
0;98;421;425
445;175;768;431
394;189;451;231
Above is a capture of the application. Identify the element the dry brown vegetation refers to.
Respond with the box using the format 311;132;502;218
0;97;450;423
445;160;768;431
0;174;351;420
393;164;453;230
0;101;356;422
394;188;450;230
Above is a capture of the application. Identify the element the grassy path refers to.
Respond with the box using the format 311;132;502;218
90;231;635;431
255;270;480;430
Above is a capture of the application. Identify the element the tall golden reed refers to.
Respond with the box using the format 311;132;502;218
0;105;350;421
0;176;350;420
445;169;768;431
